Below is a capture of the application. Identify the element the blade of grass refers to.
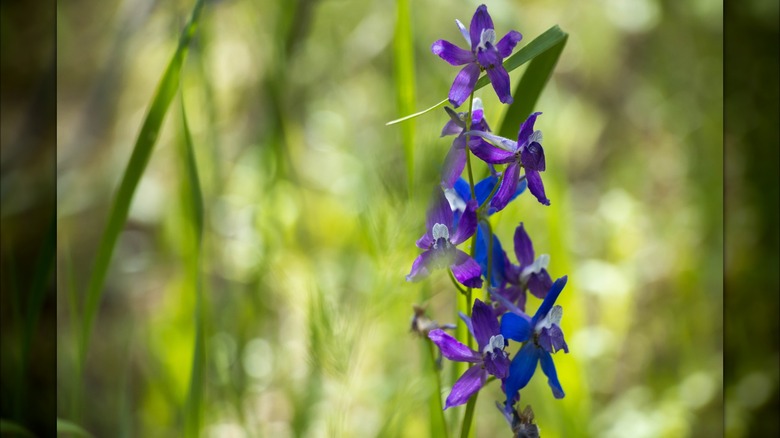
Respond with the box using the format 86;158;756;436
78;0;206;368
179;95;206;438
393;0;417;192
56;418;94;438
497;29;568;137
386;25;567;126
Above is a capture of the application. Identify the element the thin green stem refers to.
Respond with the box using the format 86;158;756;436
476;171;505;216
484;219;494;301
460;393;478;438
427;341;449;438
448;269;468;295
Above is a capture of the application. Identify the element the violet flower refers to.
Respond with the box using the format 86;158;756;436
499;276;569;405
428;299;510;409
406;189;482;288
440;100;492;188
432;4;523;107
468;112;551;209
494;223;554;312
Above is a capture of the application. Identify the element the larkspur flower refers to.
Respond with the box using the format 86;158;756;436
499;276;569;405
432;4;523;107
492;223;554;312
468;112;551;209
440;99;492;188
406;188;482;288
428;299;510;409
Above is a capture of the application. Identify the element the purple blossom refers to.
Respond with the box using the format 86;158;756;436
432;4;522;107
406;189;482;288
491;223;554;312
499;276;569;405
468;112;551;209
428;299;510;409
440;100;493;188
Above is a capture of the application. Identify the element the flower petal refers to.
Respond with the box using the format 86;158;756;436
496;30;523;58
453;178;472;202
450;200;478;245
473;175;498;206
458;311;475;339
432;39;475;66
451;250;483;288
445;364;487;409
517;112;542;146
448;63;481;107
474;225;507;287
468;137;516;164
490;162;521;212
469;4;494;52
539;350;565;398
442;137;467;188
467;130;518;153
520;141;546;172
488;64;513;104
525;169;551;206
527;269;553;299
504;342;539;406
513;223;535;267
406;250;435;282
455;19;471;47
471;299;500;350
425;188;454;233
531;276;568;327
500;311;532;343
538;324;569;354
428;329;481;363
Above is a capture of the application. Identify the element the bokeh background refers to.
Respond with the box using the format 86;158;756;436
1;0;777;436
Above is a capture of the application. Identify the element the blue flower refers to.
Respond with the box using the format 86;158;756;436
431;4;523;107
428;299;510;409
407;188;482;288
499;276;569;405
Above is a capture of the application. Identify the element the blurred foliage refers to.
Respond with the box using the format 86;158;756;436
7;0;779;436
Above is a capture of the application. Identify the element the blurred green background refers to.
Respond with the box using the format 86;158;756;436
2;0;777;436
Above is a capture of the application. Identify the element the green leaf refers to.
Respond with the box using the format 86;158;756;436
386;25;568;126
22;215;56;367
56;418;94;437
78;0;206;368
180;95;206;438
393;0;417;191
497;29;568;138
0;419;35;437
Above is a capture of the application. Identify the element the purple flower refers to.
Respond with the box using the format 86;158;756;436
468;112;551;209
407;189;483;288
432;4;523;107
440;100;492;188
492;223;554;312
428;299;510;409
500;276;569;405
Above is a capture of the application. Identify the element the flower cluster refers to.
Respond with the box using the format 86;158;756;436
403;5;571;434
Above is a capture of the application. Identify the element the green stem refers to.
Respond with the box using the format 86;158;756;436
448;270;468;295
460;393;478;438
427;341;449;438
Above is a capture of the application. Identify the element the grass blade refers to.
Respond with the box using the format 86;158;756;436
56;418;94;437
78;0;206;367
497;29;568;137
180;95;205;438
22;214;56;367
393;0;417;191
386;25;567;126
